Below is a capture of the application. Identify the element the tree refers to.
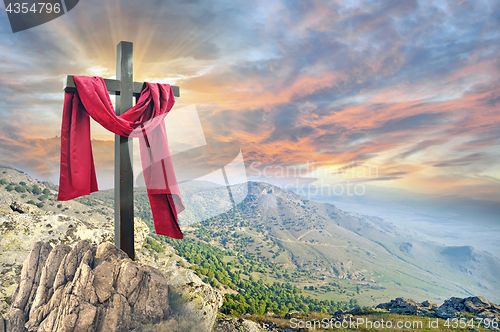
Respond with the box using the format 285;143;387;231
15;185;26;193
31;185;42;195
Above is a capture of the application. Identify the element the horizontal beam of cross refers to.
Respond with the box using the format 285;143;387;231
63;75;180;98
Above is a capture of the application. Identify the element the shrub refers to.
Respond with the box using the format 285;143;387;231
42;188;50;195
27;200;36;205
5;185;14;191
36;202;44;208
19;181;26;186
31;185;42;195
15;185;26;193
21;194;27;198
0;178;7;185
57;204;63;208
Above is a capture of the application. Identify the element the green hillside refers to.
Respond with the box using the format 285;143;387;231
2;167;499;315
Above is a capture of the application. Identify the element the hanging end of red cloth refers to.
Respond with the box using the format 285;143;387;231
150;193;185;239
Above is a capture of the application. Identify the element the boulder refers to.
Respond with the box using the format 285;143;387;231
331;310;354;322
435;296;499;319
213;317;263;332
375;297;431;316
167;277;223;332
212;317;293;332
284;310;301;319
9;202;46;215
5;240;222;332
0;213;149;316
376;296;499;321
464;296;491;313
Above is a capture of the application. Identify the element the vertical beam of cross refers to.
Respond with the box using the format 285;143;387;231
115;41;135;260
63;41;181;261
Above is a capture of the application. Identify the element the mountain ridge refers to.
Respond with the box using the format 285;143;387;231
1;165;499;308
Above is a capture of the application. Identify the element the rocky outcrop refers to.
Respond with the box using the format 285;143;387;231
163;262;224;332
376;297;438;316
435;296;500;319
9;203;49;215
0;212;149;315
330;310;354;323
212;317;294;332
213;318;264;332
376;296;500;320
0;240;223;332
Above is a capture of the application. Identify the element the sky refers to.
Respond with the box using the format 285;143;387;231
0;0;499;202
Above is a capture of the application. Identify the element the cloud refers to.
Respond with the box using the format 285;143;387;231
1;0;500;200
371;112;449;134
433;152;488;167
398;138;449;159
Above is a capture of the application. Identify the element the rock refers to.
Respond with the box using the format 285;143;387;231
0;206;14;217
29;244;71;324
421;300;437;310
168;280;223;332
435;303;458;319
464;296;491;313
100;293;131;332
284;310;301;319
376;296;499;321
435;296;500;320
6;240;222;332
212;318;293;332
92;261;114;303
331;310;354;322
163;263;223;332
53;240;94;290
0;213;148;316
5;308;24;332
213;317;263;332
10;241;52;315
375;297;427;316
10;202;46;215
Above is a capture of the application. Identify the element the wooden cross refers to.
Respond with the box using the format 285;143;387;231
63;41;180;260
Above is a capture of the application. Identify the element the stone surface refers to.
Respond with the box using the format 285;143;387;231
331;310;354;322
10;202;48;215
5;308;25;332
213;317;263;332
376;296;499;321
0;212;149;316
10;241;52;316
212;317;294;332
435;296;500;319
5;240;222;332
168;279;224;332
375;297;431;316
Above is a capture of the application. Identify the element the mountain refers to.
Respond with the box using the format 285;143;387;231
302;184;500;255
175;181;500;305
2;164;499;309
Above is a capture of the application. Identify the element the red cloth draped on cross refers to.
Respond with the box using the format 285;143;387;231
57;75;184;239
